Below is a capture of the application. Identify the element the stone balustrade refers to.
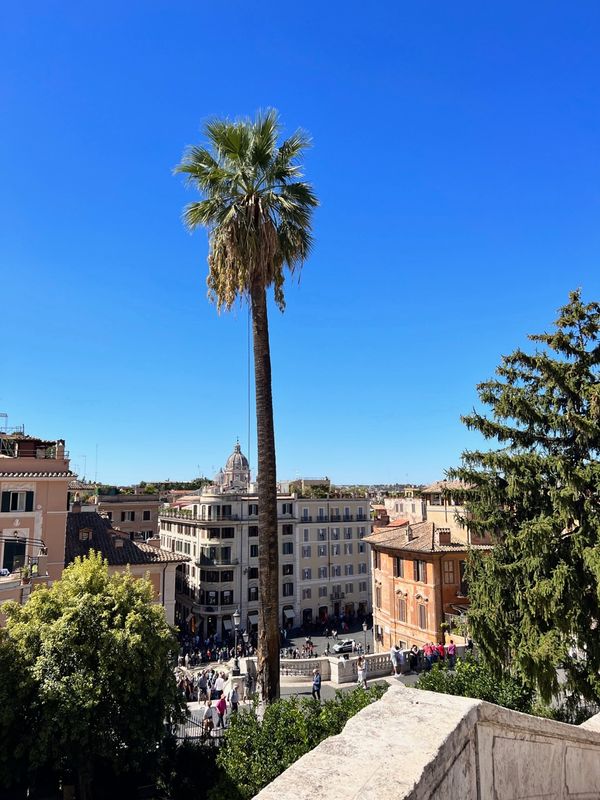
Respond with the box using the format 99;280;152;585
254;684;600;800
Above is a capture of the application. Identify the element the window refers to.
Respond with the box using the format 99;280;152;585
411;503;416;513
344;564;354;576
143;510;151;521
221;590;233;605
105;511;113;521
394;557;404;578
282;541;293;555
301;508;309;520
208;528;220;539
331;565;341;577
317;507;326;520
1;491;34;513
331;528;340;540
358;542;365;553
430;493;443;506
221;504;232;518
318;566;327;579
459;560;468;596
344;543;353;555
248;586;258;601
248;503;258;516
282;564;294;576
302;588;312;599
250;544;259;558
121;511;135;522
206;590;218;606
376;586;382;607
302;568;312;580
249;567;258;579
282;523;293;535
373;551;381;570
221;527;234;539
358;526;366;538
318;528;327;541
443;560;456;584
413;560;427;583
303;529;310;542
344;527;352;539
357;506;365;519
359;580;367;593
345;582;354;594
319;586;328;597
302;545;311;558
398;597;407;622
249;525;258;537
418;604;428;629
358;562;367;574
318;545;327;557
331;544;340;556
282;502;293;515
221;570;234;582
282;582;294;597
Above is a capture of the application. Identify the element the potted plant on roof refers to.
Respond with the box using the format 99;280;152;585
20;564;31;585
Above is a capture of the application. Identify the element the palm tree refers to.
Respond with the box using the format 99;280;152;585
175;110;318;702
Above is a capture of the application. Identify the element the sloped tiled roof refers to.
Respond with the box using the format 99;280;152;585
65;511;188;567
364;521;491;554
421;480;468;494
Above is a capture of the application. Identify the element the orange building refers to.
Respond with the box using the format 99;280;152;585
365;521;492;652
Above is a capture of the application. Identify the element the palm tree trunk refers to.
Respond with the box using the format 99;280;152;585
250;281;280;703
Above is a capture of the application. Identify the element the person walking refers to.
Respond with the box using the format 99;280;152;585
228;684;240;714
311;668;322;702
447;639;456;669
357;656;368;689
215;692;227;729
389;643;401;675
202;700;215;737
243;671;254;703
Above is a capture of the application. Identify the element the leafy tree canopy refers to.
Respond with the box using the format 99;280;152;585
450;290;600;704
2;552;185;795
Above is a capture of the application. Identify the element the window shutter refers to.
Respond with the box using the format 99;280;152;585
121;512;126;521
1;492;10;513
25;492;34;512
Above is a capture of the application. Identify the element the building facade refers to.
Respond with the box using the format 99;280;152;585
66;508;186;624
96;493;160;540
159;443;373;639
366;516;492;652
0;429;73;611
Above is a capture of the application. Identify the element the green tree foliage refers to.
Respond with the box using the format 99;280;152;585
416;658;534;713
209;685;387;800
450;291;600;704
2;552;185;797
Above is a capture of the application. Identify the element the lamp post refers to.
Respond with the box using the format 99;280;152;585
362;620;368;652
232;607;241;676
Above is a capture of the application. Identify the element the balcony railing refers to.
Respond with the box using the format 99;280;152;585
195;556;239;567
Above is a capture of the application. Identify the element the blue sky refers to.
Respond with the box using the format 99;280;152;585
2;2;599;485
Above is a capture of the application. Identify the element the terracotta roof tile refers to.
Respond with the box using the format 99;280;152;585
365;521;492;554
65;512;188;567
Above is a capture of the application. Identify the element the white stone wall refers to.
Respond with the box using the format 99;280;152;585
254;685;600;800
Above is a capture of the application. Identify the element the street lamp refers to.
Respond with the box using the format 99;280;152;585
232;607;241;676
362;620;368;652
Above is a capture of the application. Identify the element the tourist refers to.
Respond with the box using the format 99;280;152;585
214;671;226;696
243;671;254;703
202;700;215;736
408;644;419;673
423;642;433;671
357;656;368;689
389;643;401;675
228;684;239;713
437;642;446;662
447;639;456;669
311;668;321;702
215;692;227;728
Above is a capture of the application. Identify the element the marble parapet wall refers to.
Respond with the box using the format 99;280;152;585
253;684;600;800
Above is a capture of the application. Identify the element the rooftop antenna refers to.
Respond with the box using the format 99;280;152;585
0;413;7;433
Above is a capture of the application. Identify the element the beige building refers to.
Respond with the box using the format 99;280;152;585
159;443;373;638
383;486;426;525
0;429;73;612
96;493;160;540
66;508;186;625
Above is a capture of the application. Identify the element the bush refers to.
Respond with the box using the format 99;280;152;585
416;658;534;713
209;685;387;800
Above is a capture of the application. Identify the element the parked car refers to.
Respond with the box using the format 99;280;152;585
332;639;356;654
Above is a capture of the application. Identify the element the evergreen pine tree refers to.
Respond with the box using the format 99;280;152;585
450;290;600;705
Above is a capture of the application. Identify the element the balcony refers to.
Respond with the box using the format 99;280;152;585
356;515;368;522
343;515;354;522
299;516;313;523
330;592;346;601
330;514;341;522
195;556;239;567
315;516;329;524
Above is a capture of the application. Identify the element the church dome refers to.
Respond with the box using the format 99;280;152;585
225;441;249;472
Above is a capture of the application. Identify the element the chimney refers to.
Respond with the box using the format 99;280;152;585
438;527;451;545
114;537;124;549
407;526;414;541
72;493;81;514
